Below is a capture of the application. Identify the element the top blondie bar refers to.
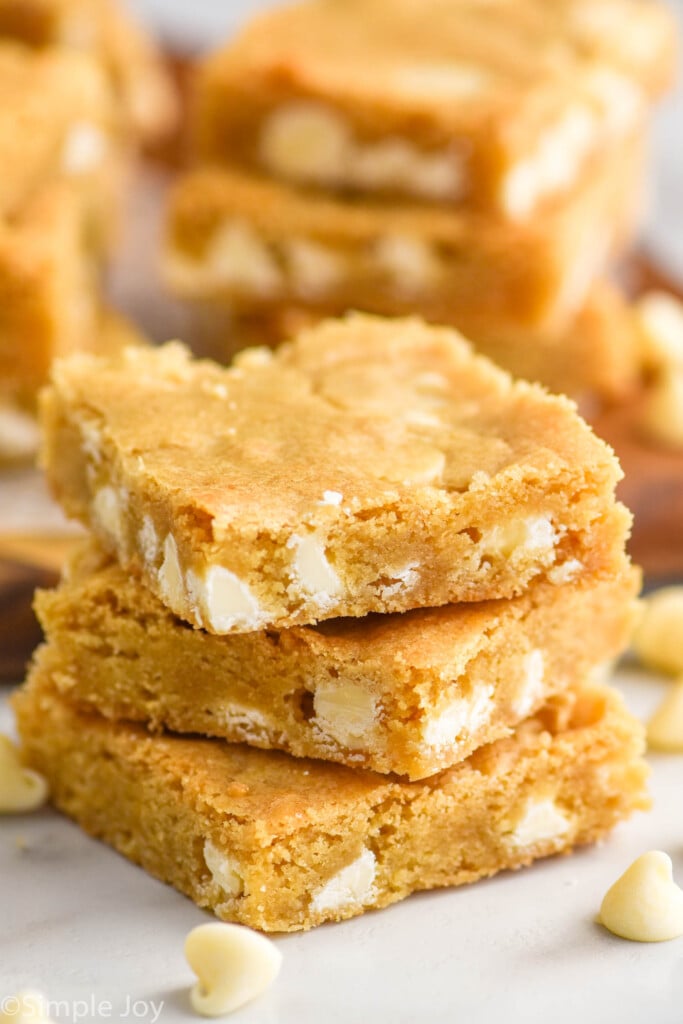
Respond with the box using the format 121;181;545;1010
0;0;178;145
41;315;630;633
193;0;675;220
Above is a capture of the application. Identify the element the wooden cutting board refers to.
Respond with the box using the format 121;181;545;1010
0;534;77;682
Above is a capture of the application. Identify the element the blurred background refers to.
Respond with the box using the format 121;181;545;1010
129;0;683;281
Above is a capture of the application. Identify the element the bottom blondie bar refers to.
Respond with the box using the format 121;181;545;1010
14;676;649;932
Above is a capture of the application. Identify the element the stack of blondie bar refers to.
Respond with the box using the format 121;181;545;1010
14;313;649;931
0;0;176;462
162;0;675;401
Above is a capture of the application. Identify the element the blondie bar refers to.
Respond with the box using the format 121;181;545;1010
13;676;649;931
0;183;99;412
0;42;124;233
164;145;644;333
32;542;639;778
0;0;178;145
0;306;145;464
193;0;674;219
40;317;631;632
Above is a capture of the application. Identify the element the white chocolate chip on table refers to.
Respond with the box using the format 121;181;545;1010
0;735;48;814
632;587;683;675
647;679;683;752
634;291;683;372
185;922;282;1017
599;852;683;942
639;369;683;450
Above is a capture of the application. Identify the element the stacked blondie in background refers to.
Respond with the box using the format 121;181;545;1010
0;0;177;463
163;0;676;402
14;313;649;931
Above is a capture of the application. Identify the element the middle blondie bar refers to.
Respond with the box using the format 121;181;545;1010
32;543;639;779
41;315;631;633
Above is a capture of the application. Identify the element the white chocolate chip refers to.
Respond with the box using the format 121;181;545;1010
313;683;378;747
206;221;282;297
635;292;683;372
138;515;159;565
185;922;282;1017
512;649;546;718
321;490;343;506
423;684;494;748
260;102;464;200
483;515;557;561
283;238;346;297
203;839;244;898
353;137;419;190
187;565;264;633
157;533;185;609
633;587;683;675
373;235;441;295
572;2;666;64
640;370;683;450
79;419;102;465
61;121;107;175
583;67;643;136
288;534;343;603
376;562;419;600
0;992;55;1023
0;406;40;462
0;736;48;814
503;797;571;849
233;347;273;369
92;486;125;545
646;679;683;752
501;107;595;219
260;102;352;185
599;851;683;942
217;705;276;744
354;138;464;200
311;848;376;914
547;558;584;585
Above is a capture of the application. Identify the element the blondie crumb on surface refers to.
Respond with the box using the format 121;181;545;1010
40;315;631;633
13;676;649;931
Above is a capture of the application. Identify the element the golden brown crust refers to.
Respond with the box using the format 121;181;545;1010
13;675;650;931
40;317;631;632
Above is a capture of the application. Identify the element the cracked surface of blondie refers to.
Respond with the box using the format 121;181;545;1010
41;315;631;632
